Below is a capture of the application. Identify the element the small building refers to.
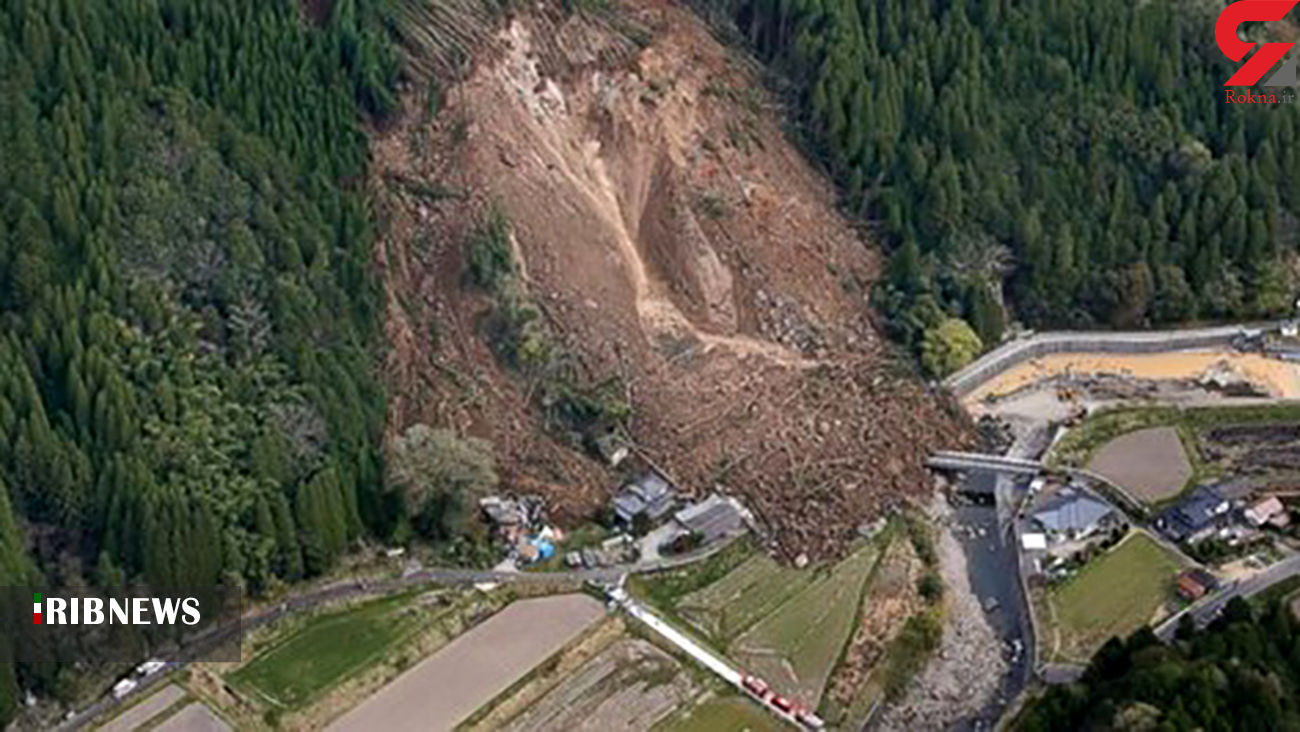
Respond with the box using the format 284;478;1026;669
480;494;547;543
1157;486;1231;543
593;433;630;467
672;494;743;544
1020;532;1048;551
1176;568;1219;601
612;472;675;526
1031;488;1116;542
1244;496;1289;528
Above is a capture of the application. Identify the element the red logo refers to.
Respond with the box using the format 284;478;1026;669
1217;1;1297;86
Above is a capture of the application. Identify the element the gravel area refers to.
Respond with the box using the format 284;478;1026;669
875;495;1007;731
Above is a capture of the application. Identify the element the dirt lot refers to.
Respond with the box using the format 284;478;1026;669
151;703;230;732
97;685;187;732
1087;427;1192;502
326;594;604;732
375;0;970;560
824;531;921;725
965;352;1300;406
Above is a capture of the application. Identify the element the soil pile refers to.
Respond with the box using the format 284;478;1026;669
375;0;970;559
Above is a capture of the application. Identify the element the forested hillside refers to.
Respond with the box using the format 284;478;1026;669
1016;596;1300;730
0;0;398;715
706;0;1300;367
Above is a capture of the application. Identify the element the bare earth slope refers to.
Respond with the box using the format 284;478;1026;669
376;1;970;558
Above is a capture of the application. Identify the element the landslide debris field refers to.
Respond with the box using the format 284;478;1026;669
376;1;968;558
1203;422;1300;475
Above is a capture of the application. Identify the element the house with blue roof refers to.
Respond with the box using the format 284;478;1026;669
1031;488;1117;543
1155;485;1230;544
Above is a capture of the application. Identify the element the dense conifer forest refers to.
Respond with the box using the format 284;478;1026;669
1016;597;1300;730
706;0;1300;367
0;0;399;714
4;0;1300;721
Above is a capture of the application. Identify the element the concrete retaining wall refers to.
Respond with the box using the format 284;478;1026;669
944;322;1280;397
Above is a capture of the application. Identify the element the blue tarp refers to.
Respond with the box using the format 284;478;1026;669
532;538;555;559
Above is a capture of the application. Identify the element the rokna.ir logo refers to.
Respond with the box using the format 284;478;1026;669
1218;1;1300;86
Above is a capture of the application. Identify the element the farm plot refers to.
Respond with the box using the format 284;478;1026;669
656;694;782;732
676;553;813;642
1044;531;1184;663
151;702;231;732
327;594;604;732
1087;426;1192;502
227;593;423;709
1203;422;1300;474
97;684;188;732
498;637;697;731
730;544;879;706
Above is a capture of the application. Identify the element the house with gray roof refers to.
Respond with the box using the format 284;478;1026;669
1032;488;1116;542
673;494;744;544
612;472;675;526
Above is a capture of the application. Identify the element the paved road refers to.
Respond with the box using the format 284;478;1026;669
1154;555;1300;641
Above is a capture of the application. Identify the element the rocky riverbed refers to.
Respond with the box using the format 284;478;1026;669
875;493;1010;731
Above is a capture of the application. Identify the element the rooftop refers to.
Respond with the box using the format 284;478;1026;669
612;472;676;522
1032;489;1114;533
1245;496;1286;526
674;495;743;542
1171;486;1227;530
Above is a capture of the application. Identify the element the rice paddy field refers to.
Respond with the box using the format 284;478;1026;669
676;553;814;642
729;544;880;706
227;593;424;709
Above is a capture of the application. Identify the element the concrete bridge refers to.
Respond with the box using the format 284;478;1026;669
925;450;1046;476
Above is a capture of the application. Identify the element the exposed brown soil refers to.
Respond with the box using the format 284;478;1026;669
1087;427;1192;502
374;0;971;559
826;535;921;710
326;595;605;732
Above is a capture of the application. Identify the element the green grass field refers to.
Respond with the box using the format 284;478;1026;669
1046;532;1184;662
656;695;782;732
677;554;814;642
228;593;422;708
731;543;879;706
630;537;755;610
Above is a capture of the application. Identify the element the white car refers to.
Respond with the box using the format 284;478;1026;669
111;678;137;699
136;659;166;677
